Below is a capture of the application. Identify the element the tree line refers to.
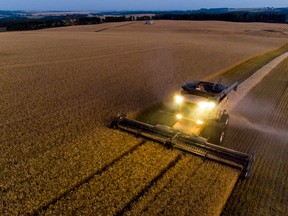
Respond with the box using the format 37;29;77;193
3;15;140;31
154;12;287;23
1;12;287;31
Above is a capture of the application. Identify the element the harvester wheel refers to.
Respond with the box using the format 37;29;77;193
208;126;225;145
109;120;118;129
199;124;211;139
220;113;230;128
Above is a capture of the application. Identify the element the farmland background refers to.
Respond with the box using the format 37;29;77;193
0;20;287;215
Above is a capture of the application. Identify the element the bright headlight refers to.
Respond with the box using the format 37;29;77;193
208;101;216;109
176;114;182;119
198;101;216;110
198;102;208;109
196;119;204;125
174;95;184;104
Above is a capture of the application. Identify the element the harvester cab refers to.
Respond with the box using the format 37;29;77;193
110;80;255;179
172;80;238;145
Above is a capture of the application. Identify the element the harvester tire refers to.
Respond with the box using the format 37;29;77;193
199;124;212;139
109;120;118;129
207;126;225;145
220;113;229;127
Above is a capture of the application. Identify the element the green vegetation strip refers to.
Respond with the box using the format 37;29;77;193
209;43;288;83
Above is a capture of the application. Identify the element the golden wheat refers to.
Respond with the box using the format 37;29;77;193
0;20;287;215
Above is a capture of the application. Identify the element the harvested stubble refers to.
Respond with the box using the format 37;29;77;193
222;57;288;215
0;21;288;215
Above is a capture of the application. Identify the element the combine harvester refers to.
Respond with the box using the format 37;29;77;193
110;80;255;179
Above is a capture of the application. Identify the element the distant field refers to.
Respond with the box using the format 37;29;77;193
0;20;287;215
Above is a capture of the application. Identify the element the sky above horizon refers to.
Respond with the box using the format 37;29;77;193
1;0;287;11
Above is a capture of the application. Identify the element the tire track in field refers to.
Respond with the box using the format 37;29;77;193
144;160;206;215
0;131;138;192
39;141;180;215
1;136;144;215
32;139;147;215
117;155;199;215
95;22;135;32
139;157;202;213
115;153;183;215
133;159;238;216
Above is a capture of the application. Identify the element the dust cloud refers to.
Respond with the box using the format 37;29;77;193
229;113;288;140
222;52;288;141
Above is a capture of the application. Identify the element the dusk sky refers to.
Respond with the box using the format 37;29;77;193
1;0;287;11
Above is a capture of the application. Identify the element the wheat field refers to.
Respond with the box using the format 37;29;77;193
0;20;287;215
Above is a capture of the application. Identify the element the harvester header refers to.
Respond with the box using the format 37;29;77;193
110;115;255;179
110;80;255;179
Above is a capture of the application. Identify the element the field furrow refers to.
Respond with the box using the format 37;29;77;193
124;155;204;215
129;159;238;216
